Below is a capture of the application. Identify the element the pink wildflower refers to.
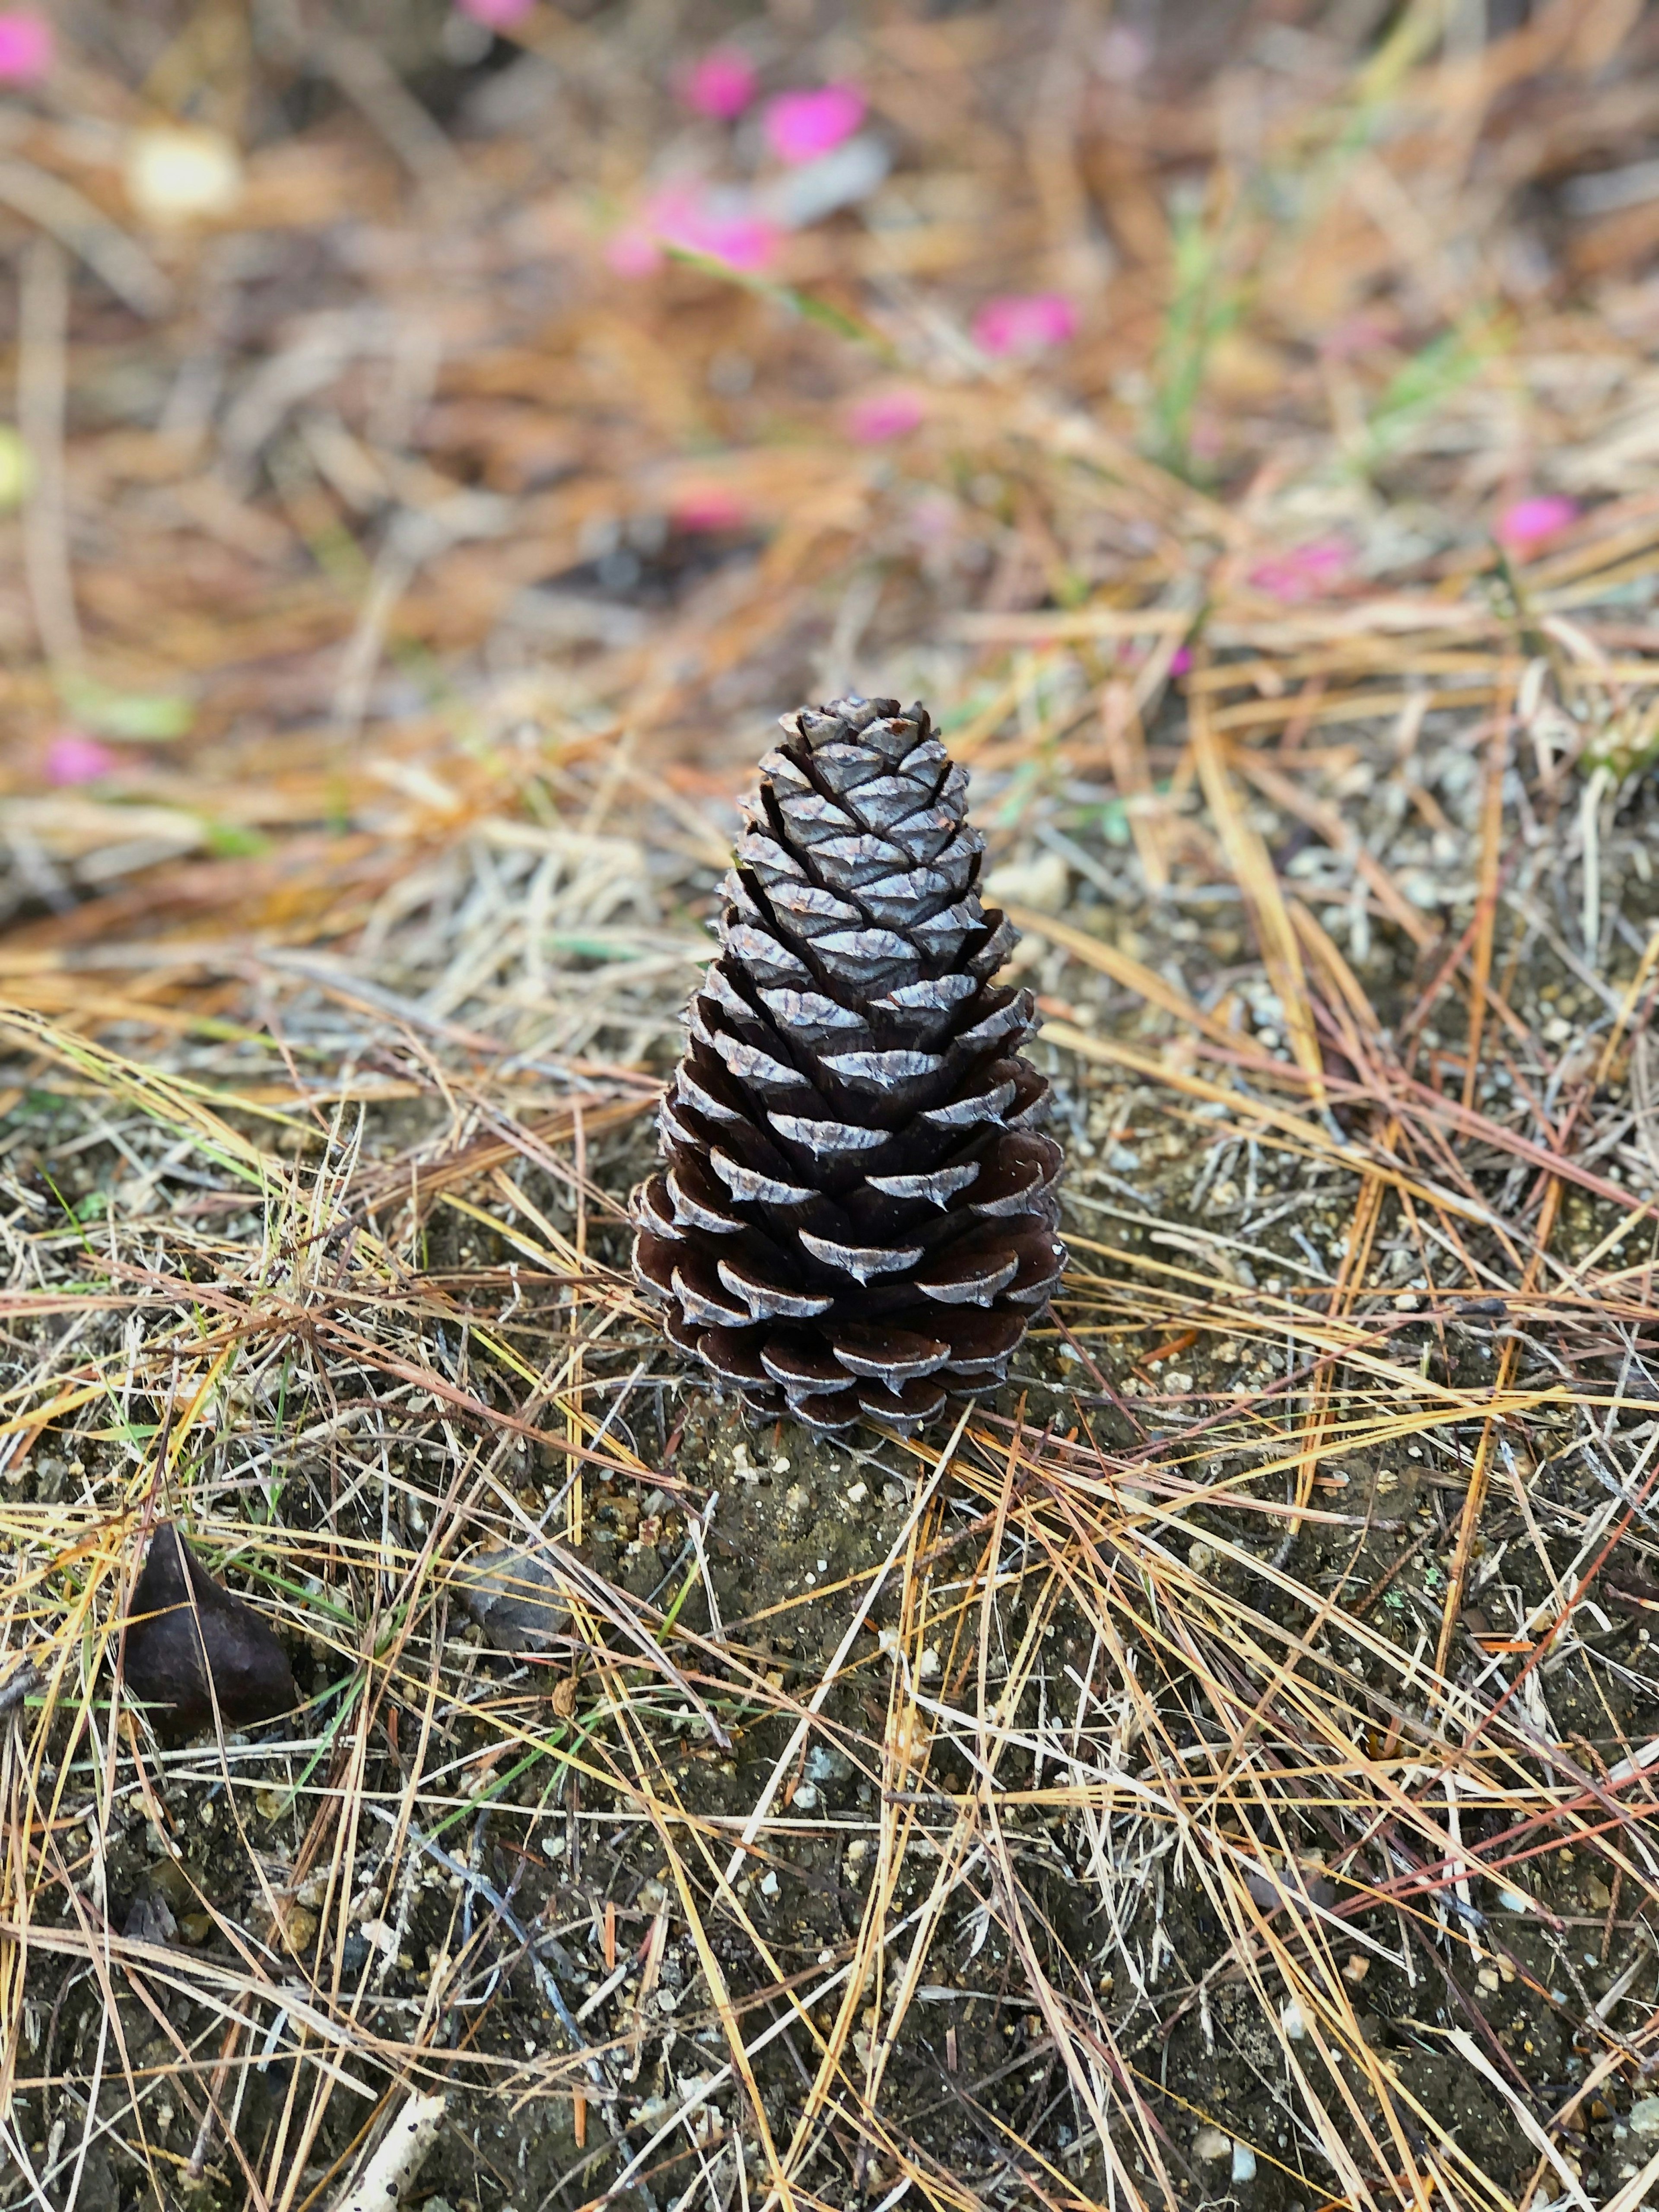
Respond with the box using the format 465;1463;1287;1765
0;10;51;80
1320;315;1389;362
679;48;757;122
1247;536;1351;603
609;185;779;279
908;491;959;544
672;487;747;533
847;388;926;443
1497;494;1578;555
44;732;118;786
456;0;534;27
971;292;1079;357
605;225;662;278
1096;24;1150;82
1169;645;1193;677
763;84;865;166
652;184;778;273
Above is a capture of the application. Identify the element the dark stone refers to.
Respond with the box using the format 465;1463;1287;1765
120;1523;296;1738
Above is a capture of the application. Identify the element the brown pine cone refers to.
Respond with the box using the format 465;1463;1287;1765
633;695;1065;1436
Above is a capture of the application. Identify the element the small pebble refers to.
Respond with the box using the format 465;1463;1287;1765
1231;2142;1257;2184
1193;2125;1230;2163
846;1482;868;1505
1630;2097;1659;2139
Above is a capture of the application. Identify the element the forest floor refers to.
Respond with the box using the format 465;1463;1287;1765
5;4;1659;2210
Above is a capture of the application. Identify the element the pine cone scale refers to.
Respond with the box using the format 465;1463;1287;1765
635;694;1066;1438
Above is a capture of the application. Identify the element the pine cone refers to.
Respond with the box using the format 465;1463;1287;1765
634;696;1065;1437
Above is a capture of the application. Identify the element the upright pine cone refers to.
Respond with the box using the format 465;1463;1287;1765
634;696;1065;1437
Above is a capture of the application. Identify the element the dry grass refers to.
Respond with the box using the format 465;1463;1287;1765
5;2;1659;2208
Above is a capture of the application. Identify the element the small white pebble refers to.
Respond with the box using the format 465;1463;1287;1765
1231;2142;1257;2184
1193;2125;1230;2163
916;1646;941;1681
1281;1999;1306;2039
760;1870;780;1898
846;1482;868;1505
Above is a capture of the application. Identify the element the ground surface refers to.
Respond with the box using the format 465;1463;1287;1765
5;4;1659;2211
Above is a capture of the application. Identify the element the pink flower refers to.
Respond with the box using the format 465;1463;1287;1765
679;48;757;122
1247;536;1351;603
1169;645;1193;676
44;732;118;785
971;292;1079;357
763;84;865;165
1319;315;1389;362
605;225;663;278
908;491;959;545
456;0;534;26
0;10;51;80
608;185;780;279
847;388;926;443
651;184;778;273
1096;24;1150;82
1497;494;1578;555
673;487;747;533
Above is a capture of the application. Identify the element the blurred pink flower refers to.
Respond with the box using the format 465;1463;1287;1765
1169;645;1193;676
1096;24;1150;82
44;731;118;785
673;487;747;533
847;388;926;443
908;491;959;544
457;0;534;26
1248;536;1350;602
1497;494;1578;554
679;47;757;121
1320;314;1389;362
605;225;662;277
653;184;779;273
0;10;51;80
1189;418;1225;463
608;184;780;279
763;84;865;165
972;292;1078;357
